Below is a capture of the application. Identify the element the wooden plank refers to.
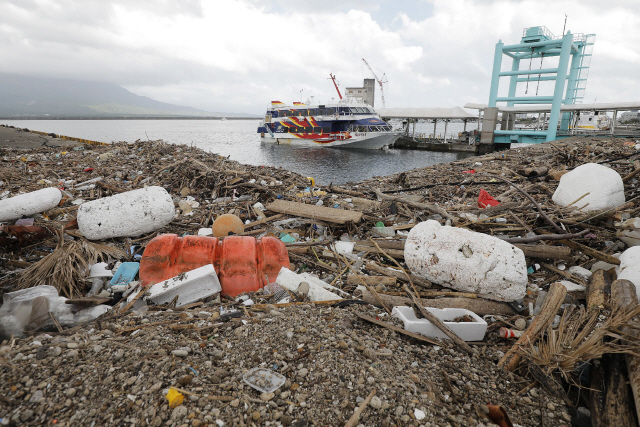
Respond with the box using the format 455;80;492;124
265;200;363;225
360;290;514;316
356;313;438;345
513;244;573;260
611;279;640;424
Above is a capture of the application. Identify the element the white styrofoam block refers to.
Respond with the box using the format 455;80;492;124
404;220;527;302
567;266;592;281
616;246;640;299
392;306;487;341
77;186;174;239
145;264;221;307
552;163;625;211
275;267;343;301
0;187;62;221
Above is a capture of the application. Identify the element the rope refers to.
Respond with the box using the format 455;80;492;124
524;48;534;94
535;53;545;96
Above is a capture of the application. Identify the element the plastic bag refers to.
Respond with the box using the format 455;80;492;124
0;285;71;338
478;189;500;208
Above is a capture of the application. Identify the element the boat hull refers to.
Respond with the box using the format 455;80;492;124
260;132;400;149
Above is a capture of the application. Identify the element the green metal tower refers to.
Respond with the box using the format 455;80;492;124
487;26;595;144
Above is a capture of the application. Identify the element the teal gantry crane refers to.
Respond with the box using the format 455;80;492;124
487;26;595;145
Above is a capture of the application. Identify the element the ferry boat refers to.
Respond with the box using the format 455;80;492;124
257;98;400;149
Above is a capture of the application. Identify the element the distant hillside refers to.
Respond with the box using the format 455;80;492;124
0;74;253;118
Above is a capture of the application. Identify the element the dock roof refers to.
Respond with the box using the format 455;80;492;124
376;107;477;120
464;102;640;113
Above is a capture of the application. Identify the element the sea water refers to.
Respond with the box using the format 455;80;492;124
1;119;477;185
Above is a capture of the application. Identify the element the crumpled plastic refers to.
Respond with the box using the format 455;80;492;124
0;285;110;338
478;189;500;208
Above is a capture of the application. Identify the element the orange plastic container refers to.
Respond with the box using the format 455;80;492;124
139;234;290;297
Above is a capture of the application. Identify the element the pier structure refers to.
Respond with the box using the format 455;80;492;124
483;26;595;148
377;107;479;153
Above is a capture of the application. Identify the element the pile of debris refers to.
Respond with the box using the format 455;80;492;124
1;128;640;426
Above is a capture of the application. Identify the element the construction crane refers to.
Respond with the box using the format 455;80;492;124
328;73;342;100
362;58;388;107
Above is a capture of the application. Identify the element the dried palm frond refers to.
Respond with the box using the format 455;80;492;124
13;239;125;298
518;304;640;381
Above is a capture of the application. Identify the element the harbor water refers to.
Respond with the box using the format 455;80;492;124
1;119;477;185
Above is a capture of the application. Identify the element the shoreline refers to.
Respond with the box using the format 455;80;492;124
1;125;639;426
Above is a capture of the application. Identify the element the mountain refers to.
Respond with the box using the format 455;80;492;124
0;74;251;118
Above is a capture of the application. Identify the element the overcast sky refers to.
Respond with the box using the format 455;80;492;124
1;0;638;114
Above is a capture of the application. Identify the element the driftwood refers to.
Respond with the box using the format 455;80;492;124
611;279;640;424
498;282;567;371
373;188;455;221
587;269;612;311
344;388;377;427
361;289;514;316
354;244;404;259
513;244;573;260
364;262;431;289
589;353;637;427
265;199;362;224
559;239;621;265
502;230;588;244
356;313;438;346
346;275;396;287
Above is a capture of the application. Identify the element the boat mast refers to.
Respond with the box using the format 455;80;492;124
329;74;342;100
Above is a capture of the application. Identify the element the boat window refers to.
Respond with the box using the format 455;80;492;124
313;127;320;133
326;108;335;115
349;107;357;114
318;109;325;116
304;127;312;133
309;109;317;116
323;126;331;133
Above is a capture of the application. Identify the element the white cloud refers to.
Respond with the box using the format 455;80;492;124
0;0;638;113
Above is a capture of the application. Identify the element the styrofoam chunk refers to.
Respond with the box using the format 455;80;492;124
404;220;527;302
616;246;640;299
552;163;625;211
275;267;343;301
145;264;221;307
392;306;487;341
0;187;61;221
77;186;174;239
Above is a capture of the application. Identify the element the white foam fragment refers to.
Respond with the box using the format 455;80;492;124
558;280;587;292
392;306;487;341
404;220;527;302
0;187;61;221
616;246;640;299
77;186;174;240
552;163;625;211
145;264;221;307
275;267;343;301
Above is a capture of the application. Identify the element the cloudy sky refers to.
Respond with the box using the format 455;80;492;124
1;0;638;114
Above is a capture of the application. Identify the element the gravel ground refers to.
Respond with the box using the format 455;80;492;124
0;303;571;427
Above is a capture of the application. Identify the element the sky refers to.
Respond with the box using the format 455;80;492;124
1;0;639;114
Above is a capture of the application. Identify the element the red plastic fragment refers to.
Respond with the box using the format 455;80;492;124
478;189;500;208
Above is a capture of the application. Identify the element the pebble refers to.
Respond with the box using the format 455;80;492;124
171;405;188;420
230;399;240;408
172;349;189;357
370;396;382;410
66;342;79;349
65;388;77;397
260;392;275;401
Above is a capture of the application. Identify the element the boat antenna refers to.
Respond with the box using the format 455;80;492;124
328;74;342;100
299;89;303;102
562;14;568;36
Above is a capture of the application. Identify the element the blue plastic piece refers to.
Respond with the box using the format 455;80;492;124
110;262;140;286
527;266;535;274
